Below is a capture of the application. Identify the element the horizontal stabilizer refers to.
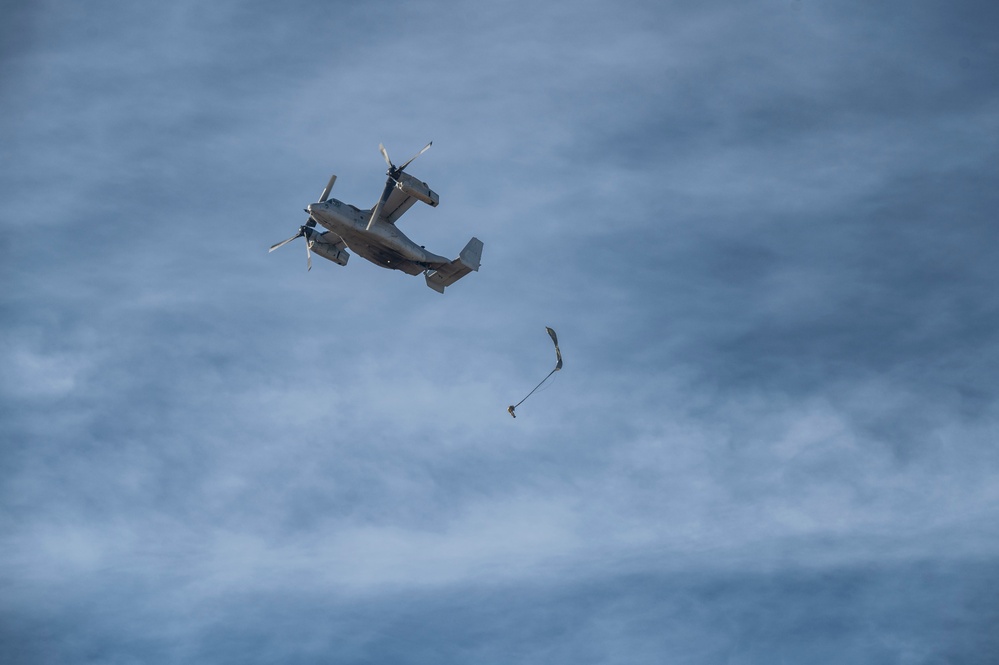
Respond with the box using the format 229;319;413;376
425;237;483;293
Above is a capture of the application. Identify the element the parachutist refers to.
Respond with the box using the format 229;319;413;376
507;327;563;418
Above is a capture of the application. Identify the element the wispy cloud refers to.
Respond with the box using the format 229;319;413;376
3;0;998;662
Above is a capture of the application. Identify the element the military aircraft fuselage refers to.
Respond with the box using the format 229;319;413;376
271;143;482;293
306;198;448;275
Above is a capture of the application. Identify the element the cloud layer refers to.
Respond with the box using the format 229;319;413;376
2;0;998;662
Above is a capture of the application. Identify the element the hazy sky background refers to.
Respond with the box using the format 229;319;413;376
3;1;998;663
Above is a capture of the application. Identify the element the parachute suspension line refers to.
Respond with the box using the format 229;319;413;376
532;369;559;395
513;367;557;409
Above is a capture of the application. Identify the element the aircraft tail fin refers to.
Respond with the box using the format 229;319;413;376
425;237;483;294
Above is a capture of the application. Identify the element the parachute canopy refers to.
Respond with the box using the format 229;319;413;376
546;326;563;371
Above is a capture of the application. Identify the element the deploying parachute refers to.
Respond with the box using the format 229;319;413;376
508;327;563;418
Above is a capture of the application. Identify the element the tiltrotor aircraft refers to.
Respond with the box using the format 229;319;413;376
270;142;483;293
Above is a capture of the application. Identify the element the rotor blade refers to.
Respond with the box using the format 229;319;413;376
306;239;313;271
269;230;303;252
379;143;393;169
398;141;432;171
367;177;396;230
318;174;337;202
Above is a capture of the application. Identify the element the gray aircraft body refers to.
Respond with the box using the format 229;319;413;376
271;142;482;293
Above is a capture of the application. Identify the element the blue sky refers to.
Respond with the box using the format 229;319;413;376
2;1;998;663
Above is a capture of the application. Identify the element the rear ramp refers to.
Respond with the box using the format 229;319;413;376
425;237;483;293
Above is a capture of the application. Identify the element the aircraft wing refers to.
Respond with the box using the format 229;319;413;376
375;173;440;225
377;182;419;224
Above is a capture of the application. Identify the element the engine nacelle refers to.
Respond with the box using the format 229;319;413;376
395;172;439;207
310;233;350;266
